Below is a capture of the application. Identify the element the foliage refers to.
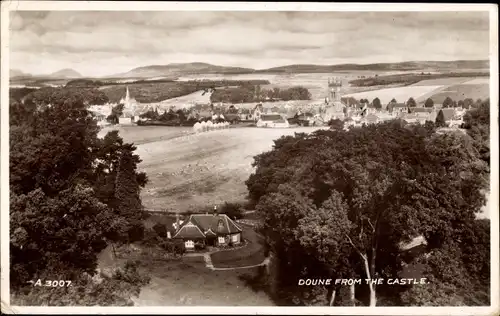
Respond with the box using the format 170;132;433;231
424;98;434;108
12;260;150;306
219;202;244;220
246;120;489;306
348;72;488;87
435;110;447;127
211;85;311;103
372;97;382;109
101;79;269;104
442;96;455;108
328;119;345;131
65;79;105;88
10;86;149;304
138;108;198;126
115;151;145;242
461;99;490;167
106;103;125;125
406;97;417;107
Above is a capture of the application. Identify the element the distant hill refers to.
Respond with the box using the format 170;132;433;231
256;60;490;73
48;68;82;79
108;60;489;79
110;62;255;78
10;69;32;78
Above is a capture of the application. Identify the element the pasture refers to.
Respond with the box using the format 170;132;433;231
98;125;193;145
112;126;327;212
343;76;490;105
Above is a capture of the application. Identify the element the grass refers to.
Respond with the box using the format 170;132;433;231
128;126;326;212
348;72;489;87
424;83;490;104
211;225;267;268
133;257;273;306
98;125;193;145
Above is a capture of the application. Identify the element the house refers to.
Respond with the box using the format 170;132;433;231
257;114;290;128
172;213;243;250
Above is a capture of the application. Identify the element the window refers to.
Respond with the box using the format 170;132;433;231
218;237;225;244
185;240;194;249
232;234;239;243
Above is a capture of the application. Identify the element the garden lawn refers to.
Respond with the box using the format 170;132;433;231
211;225;267;268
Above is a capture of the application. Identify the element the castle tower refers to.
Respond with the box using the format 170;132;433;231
328;77;342;102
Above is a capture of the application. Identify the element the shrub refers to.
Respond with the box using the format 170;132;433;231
220;202;244;220
152;223;168;238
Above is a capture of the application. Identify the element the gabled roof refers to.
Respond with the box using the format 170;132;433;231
173;213;242;239
172;220;206;239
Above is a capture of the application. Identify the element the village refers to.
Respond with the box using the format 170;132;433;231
89;76;468;132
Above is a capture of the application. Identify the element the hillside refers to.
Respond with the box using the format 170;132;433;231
256;60;490;73
10;69;32;78
48;68;82;79
111;62;255;78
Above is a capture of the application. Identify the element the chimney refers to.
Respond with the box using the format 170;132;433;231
213;205;217;216
175;213;180;230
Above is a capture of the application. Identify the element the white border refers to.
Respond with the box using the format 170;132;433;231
0;2;498;315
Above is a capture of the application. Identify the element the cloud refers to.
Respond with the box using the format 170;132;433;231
9;11;490;76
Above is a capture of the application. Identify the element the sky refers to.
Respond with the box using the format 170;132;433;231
9;11;491;77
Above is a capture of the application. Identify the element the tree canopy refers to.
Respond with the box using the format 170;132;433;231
424;98;434;108
10;86;149;303
246;117;489;306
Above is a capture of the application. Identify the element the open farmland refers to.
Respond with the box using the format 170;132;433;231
343;76;490;105
98;125;193;145
120;126;327;212
421;83;490;104
343;85;444;105
147;90;212;110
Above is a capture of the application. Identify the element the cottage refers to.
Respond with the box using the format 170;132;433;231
173;213;243;250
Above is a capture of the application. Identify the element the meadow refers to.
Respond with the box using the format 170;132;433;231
111;126;327;212
344;76;490;105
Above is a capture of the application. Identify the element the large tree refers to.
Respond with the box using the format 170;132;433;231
247;120;489;306
406;97;417;107
435;110;447;128
372;98;382;109
10;87;149;301
442;97;454;108
424;98;434;108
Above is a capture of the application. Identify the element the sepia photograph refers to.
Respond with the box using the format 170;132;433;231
1;2;498;315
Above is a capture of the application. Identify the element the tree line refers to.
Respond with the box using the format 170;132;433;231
246;100;490;306
9;87;152;305
210;85;312;104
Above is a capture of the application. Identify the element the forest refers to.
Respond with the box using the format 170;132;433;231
246;100;490;306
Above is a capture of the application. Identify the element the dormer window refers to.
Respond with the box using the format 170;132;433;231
217;219;224;232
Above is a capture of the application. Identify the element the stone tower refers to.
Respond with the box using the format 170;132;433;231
328;77;342;103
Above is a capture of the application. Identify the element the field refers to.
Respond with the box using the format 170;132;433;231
110;126;326;212
344;76;490;105
98;125;193;145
